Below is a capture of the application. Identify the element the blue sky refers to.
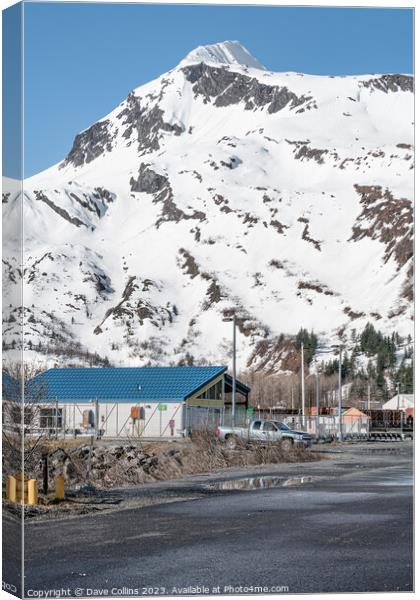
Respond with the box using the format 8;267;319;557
4;2;414;178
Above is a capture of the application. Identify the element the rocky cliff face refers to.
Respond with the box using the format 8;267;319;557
2;41;414;371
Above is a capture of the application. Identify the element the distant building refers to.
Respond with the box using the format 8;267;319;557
382;394;414;412
303;406;370;437
4;366;250;439
341;407;370;434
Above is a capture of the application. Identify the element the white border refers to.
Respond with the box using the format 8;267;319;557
0;2;416;600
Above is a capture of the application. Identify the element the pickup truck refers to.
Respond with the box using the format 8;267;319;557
215;419;312;449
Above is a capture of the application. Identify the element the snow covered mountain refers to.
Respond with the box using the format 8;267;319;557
2;41;414;371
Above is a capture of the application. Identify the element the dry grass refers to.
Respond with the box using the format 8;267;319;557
186;428;314;474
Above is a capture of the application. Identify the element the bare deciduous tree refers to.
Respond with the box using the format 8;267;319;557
2;362;48;478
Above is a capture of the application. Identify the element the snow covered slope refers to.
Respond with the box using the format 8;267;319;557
2;41;414;370
178;40;267;70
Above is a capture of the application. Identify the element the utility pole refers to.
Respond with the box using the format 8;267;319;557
222;315;237;426
367;383;371;411
232;315;237;427
301;342;305;426
338;346;343;441
397;382;400;410
316;370;320;437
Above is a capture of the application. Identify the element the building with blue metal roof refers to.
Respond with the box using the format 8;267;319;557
27;366;228;403
13;366;250;439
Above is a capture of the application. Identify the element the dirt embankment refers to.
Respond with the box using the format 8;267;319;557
38;431;315;490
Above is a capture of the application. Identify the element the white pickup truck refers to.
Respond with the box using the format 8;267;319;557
215;419;312;449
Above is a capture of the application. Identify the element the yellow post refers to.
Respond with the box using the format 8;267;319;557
27;479;38;505
15;474;28;504
7;475;17;502
55;475;65;500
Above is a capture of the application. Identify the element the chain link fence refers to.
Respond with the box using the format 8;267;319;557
184;405;250;434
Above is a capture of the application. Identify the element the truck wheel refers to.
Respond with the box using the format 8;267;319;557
281;438;293;450
226;435;238;450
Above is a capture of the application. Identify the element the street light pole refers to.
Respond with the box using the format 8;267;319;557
338;346;343;441
222;315;237;426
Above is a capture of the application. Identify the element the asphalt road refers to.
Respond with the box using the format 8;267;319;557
4;447;414;596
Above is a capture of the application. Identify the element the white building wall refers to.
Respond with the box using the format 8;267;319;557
57;401;185;439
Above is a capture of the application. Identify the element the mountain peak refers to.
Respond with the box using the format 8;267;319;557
177;40;266;71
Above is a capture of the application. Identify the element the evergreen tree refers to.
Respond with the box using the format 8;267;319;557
295;328;318;365
394;360;414;394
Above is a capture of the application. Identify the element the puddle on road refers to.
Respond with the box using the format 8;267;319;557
283;476;314;487
207;475;313;491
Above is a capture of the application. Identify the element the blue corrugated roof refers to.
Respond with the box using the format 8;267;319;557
26;366;227;403
2;372;20;401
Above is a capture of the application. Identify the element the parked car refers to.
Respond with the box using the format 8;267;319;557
215;419;313;449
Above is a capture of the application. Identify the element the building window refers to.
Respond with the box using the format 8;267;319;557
40;408;63;429
197;380;223;400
